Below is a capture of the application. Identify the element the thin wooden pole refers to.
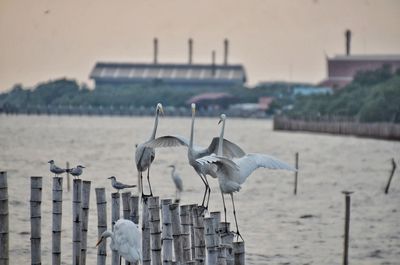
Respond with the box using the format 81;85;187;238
161;199;173;265
204;217;218;265
122;192;132;219
0;172;9;265
52;177;63;265
342;191;353;265
66;162;70;192
30;176;42;265
385;158;397;194
81;181;91;265
170;203;183;263
72;179;82;265
111;192;120;265
191;206;205;261
149;197;162;265
95;188;107;265
129;195;140;224
233;242;245;265
142;198;151;265
294;152;299;195
180;205;192;263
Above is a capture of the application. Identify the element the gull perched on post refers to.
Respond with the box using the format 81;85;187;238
48;160;66;177
108;176;137;193
96;219;142;264
196;114;296;240
135;103;163;198
66;165;85;179
168;165;183;203
144;103;245;210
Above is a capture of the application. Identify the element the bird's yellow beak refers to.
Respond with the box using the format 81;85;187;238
95;237;103;247
159;106;164;116
191;103;196;115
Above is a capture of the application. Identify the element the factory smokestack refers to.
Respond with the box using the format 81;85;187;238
211;50;216;76
188;38;193;64
153;38;158;64
223;38;229;65
345;29;351;56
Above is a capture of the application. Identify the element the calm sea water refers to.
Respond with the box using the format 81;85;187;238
0;114;399;264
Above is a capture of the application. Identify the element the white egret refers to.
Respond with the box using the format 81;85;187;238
135;103;163;197
144;103;245;209
196;114;296;240
108;176;137;193
168;165;183;203
66;165;85;179
48;160;66;176
96;219;141;264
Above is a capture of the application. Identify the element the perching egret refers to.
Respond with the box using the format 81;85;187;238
96;219;142;264
108;176;137;192
168;165;183;203
144;103;245;209
66;165;85;179
196;114;296;240
48;160;66;177
135;103;164;197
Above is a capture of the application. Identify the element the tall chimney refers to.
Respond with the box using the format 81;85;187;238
153;38;158;64
211;50;216;76
188;38;193;64
223;38;229;65
345;29;351;56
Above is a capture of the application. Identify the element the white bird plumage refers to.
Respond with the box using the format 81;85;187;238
96;219;142;264
48;160;66;176
168;165;183;202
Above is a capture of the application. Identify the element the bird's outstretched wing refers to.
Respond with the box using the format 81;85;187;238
144;135;190;149
196;154;241;183
200;137;246;159
235;153;296;184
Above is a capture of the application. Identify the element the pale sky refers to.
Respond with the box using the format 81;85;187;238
0;0;399;91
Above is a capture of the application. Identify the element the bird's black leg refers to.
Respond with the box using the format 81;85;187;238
221;192;228;234
204;176;211;209
198;173;208;211
147;166;153;197
140;172;146;199
230;193;244;242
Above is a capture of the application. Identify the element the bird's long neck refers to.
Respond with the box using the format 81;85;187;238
217;119;226;156
149;109;159;140
171;167;176;176
189;110;195;149
102;230;113;239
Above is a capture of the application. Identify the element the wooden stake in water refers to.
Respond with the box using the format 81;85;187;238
170;203;183;264
111;192;120;265
81;181;91;265
161;199;173;264
52;177;63;265
204;217;218;265
121;192;131;220
142;198;151;265
0;172;9;265
129;195;140;224
189;204;197;258
72;179;82;265
192;206;205;261
233;241;245;265
66;162;70;192
294;152;299;195
180;205;192;263
342;191;353;265
149;197;162;265
385;158;397;194
95;188;107;265
31;176;42;265
219;222;234;265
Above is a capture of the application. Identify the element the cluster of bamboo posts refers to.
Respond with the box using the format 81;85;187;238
273;115;400;140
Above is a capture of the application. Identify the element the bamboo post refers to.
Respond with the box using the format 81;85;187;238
170;203;183;263
204;217;218;265
81;181;91;265
30;176;42;265
73;179;82;265
180;205;192;263
210;212;221;247
385;158;397;194
342;191;353;265
232;242;245;265
142;198;151;265
95;188;107;265
52;177;63;265
149;197;162;265
66;162;70;192
189;204;197;259
111;192;120;265
161;199;173;265
294;152;299;195
122;192;132;219
129;195;140;224
219;222;234;265
191;206;205;261
0;172;9;265
217;246;227;265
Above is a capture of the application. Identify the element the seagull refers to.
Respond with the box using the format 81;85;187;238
135;103;163;198
48;160;66;177
168;165;183;203
96;219;142;264
108;176;137;193
66;165;85;179
196;114;296;240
